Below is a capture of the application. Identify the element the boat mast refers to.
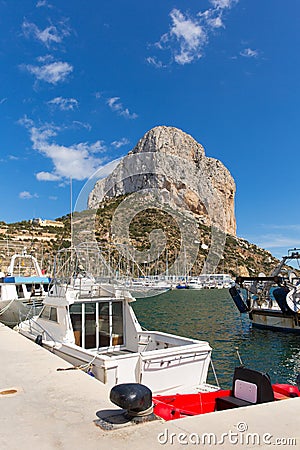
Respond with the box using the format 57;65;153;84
70;176;73;248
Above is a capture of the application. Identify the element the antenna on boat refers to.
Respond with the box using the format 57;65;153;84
70;176;73;247
235;347;243;366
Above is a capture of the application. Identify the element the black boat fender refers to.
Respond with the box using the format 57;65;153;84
35;334;43;346
229;286;249;313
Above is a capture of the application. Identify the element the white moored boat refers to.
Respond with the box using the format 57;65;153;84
0;250;50;326
16;245;215;395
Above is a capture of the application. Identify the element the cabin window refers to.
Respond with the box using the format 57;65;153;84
98;301;124;348
84;302;96;349
112;301;124;345
69;303;82;346
99;302;110;347
69;300;124;349
49;307;57;322
40;306;58;322
16;285;25;298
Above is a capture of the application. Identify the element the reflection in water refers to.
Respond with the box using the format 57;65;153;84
132;289;300;387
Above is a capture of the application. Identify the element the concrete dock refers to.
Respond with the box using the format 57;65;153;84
1;323;299;449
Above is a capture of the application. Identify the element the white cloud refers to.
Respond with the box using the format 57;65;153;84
207;16;224;28
148;1;239;66
255;235;300;250
36;54;54;63
36;0;52;7
243;223;300;260
23;60;73;84
169;9;207;64
111;138;129;149
19;117;106;182
266;224;300;231
19;191;39;199
22;19;70;48
72;121;92;131
146;57;166;69
240;48;259;58
36;172;60;181
107;97;138;119
0;98;7;104
210;0;238;9
47;96;78;110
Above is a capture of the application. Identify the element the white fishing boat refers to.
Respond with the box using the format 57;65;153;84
229;248;300;333
16;245;215;394
0;249;50;326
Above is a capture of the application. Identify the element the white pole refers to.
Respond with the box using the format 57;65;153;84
70;177;73;247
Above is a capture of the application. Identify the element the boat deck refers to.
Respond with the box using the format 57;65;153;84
98;348;134;356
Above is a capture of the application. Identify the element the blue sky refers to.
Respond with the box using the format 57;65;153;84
1;0;300;259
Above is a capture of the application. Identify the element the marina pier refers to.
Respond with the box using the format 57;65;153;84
1;323;299;449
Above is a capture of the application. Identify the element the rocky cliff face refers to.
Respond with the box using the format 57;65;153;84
88;126;236;235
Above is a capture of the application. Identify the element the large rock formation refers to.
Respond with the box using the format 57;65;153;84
88;126;236;235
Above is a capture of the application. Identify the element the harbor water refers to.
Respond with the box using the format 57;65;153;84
132;289;300;388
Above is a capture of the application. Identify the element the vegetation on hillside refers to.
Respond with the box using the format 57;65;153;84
0;200;293;278
93;195;279;277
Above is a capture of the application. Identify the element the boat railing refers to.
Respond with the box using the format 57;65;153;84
137;330;202;352
50;275;123;300
24;317;57;343
18;300;43;323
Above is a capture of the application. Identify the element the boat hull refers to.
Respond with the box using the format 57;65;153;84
153;383;300;420
250;309;300;333
18;327;212;395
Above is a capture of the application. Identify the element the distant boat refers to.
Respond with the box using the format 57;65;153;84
187;277;203;289
229;248;300;333
118;277;171;298
179;274;234;290
175;282;189;289
0;250;50;326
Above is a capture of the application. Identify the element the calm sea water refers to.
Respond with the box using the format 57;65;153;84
131;289;300;388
